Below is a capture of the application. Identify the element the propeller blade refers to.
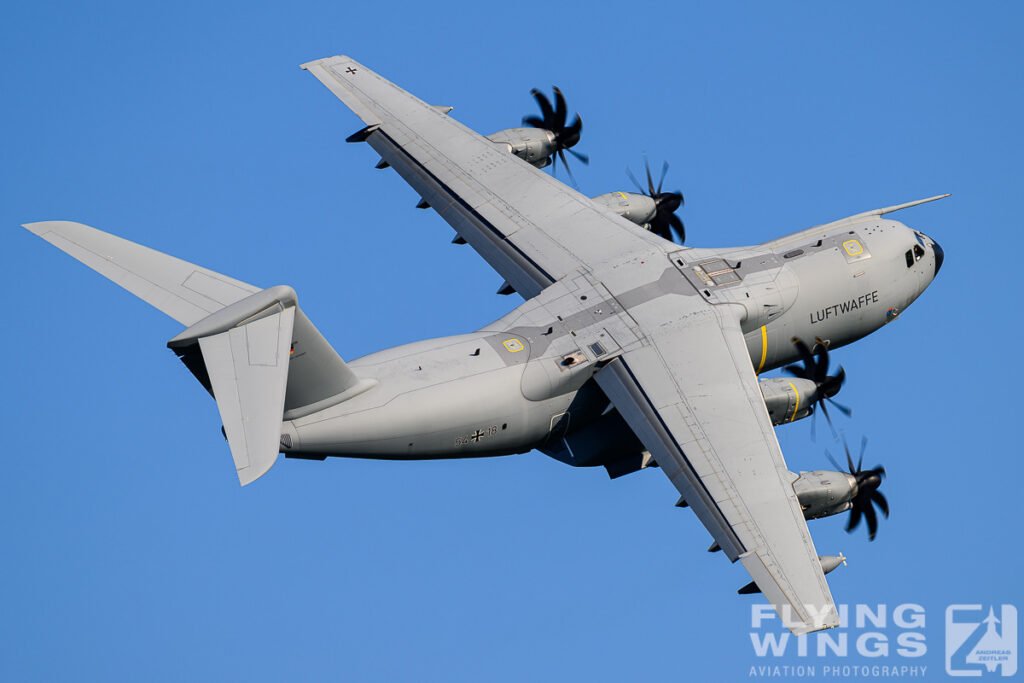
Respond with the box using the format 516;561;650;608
846;504;863;532
844;439;856;474
562;113;583;148
825;448;843;472
813;342;830;383
552;86;568;130
567;148;590;164
859;436;869;463
833;364;845;385
522;115;545;128
650;219;672;241
783;363;811;379
531;89;554;127
863;501;879;540
827;398;853;417
661;191;683;213
657;160;669;195
644;156;655;196
792;337;817;370
558;149;577;186
871;489;890;517
819;399;837;437
669;213;686;244
626;167;645;194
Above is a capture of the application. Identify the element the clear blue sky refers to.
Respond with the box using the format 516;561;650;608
2;2;1021;681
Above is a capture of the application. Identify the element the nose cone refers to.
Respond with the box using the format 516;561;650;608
933;239;944;277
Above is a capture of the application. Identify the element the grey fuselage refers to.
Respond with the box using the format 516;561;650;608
281;217;942;470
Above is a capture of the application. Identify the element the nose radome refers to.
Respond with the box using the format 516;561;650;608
933;239;944;277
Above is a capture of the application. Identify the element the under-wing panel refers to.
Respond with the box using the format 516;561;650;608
302;56;668;299
595;304;839;635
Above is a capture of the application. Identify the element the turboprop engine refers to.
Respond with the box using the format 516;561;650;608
590;191;658;226
486;127;557;168
791;439;889;541
758;337;852;430
593;159;686;243
792;469;859;519
758;376;820;426
486;85;589;179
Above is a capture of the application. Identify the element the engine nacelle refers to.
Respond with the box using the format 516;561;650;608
486;127;555;168
759;376;819;426
792;470;857;520
590;191;657;227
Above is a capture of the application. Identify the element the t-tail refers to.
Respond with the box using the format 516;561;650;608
22;221;373;485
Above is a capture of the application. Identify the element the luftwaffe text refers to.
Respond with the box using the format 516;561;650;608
810;290;880;324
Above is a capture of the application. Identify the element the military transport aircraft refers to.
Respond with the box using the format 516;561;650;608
22;55;945;635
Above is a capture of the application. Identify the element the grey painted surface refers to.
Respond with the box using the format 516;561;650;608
22;56;945;637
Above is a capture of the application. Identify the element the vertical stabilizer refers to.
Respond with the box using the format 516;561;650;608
199;306;295;485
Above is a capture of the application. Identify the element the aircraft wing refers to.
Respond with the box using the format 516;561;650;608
305;55;838;633
302;55;667;300
595;301;839;635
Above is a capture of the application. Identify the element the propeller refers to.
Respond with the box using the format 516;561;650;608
626;157;685;244
523;86;589;184
784;336;852;438
826;436;889;541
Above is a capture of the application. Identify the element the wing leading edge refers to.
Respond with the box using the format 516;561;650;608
304;55;839;633
301;55;667;300
596;303;839;635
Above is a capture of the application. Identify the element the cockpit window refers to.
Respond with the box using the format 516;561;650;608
906;249;914;267
914;244;925;260
906;245;926;267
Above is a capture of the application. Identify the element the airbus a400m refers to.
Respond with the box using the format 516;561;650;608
24;55;945;634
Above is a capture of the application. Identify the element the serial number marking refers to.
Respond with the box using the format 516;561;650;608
455;425;499;446
810;290;879;324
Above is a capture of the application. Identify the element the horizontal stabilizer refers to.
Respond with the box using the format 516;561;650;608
22;221;260;325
